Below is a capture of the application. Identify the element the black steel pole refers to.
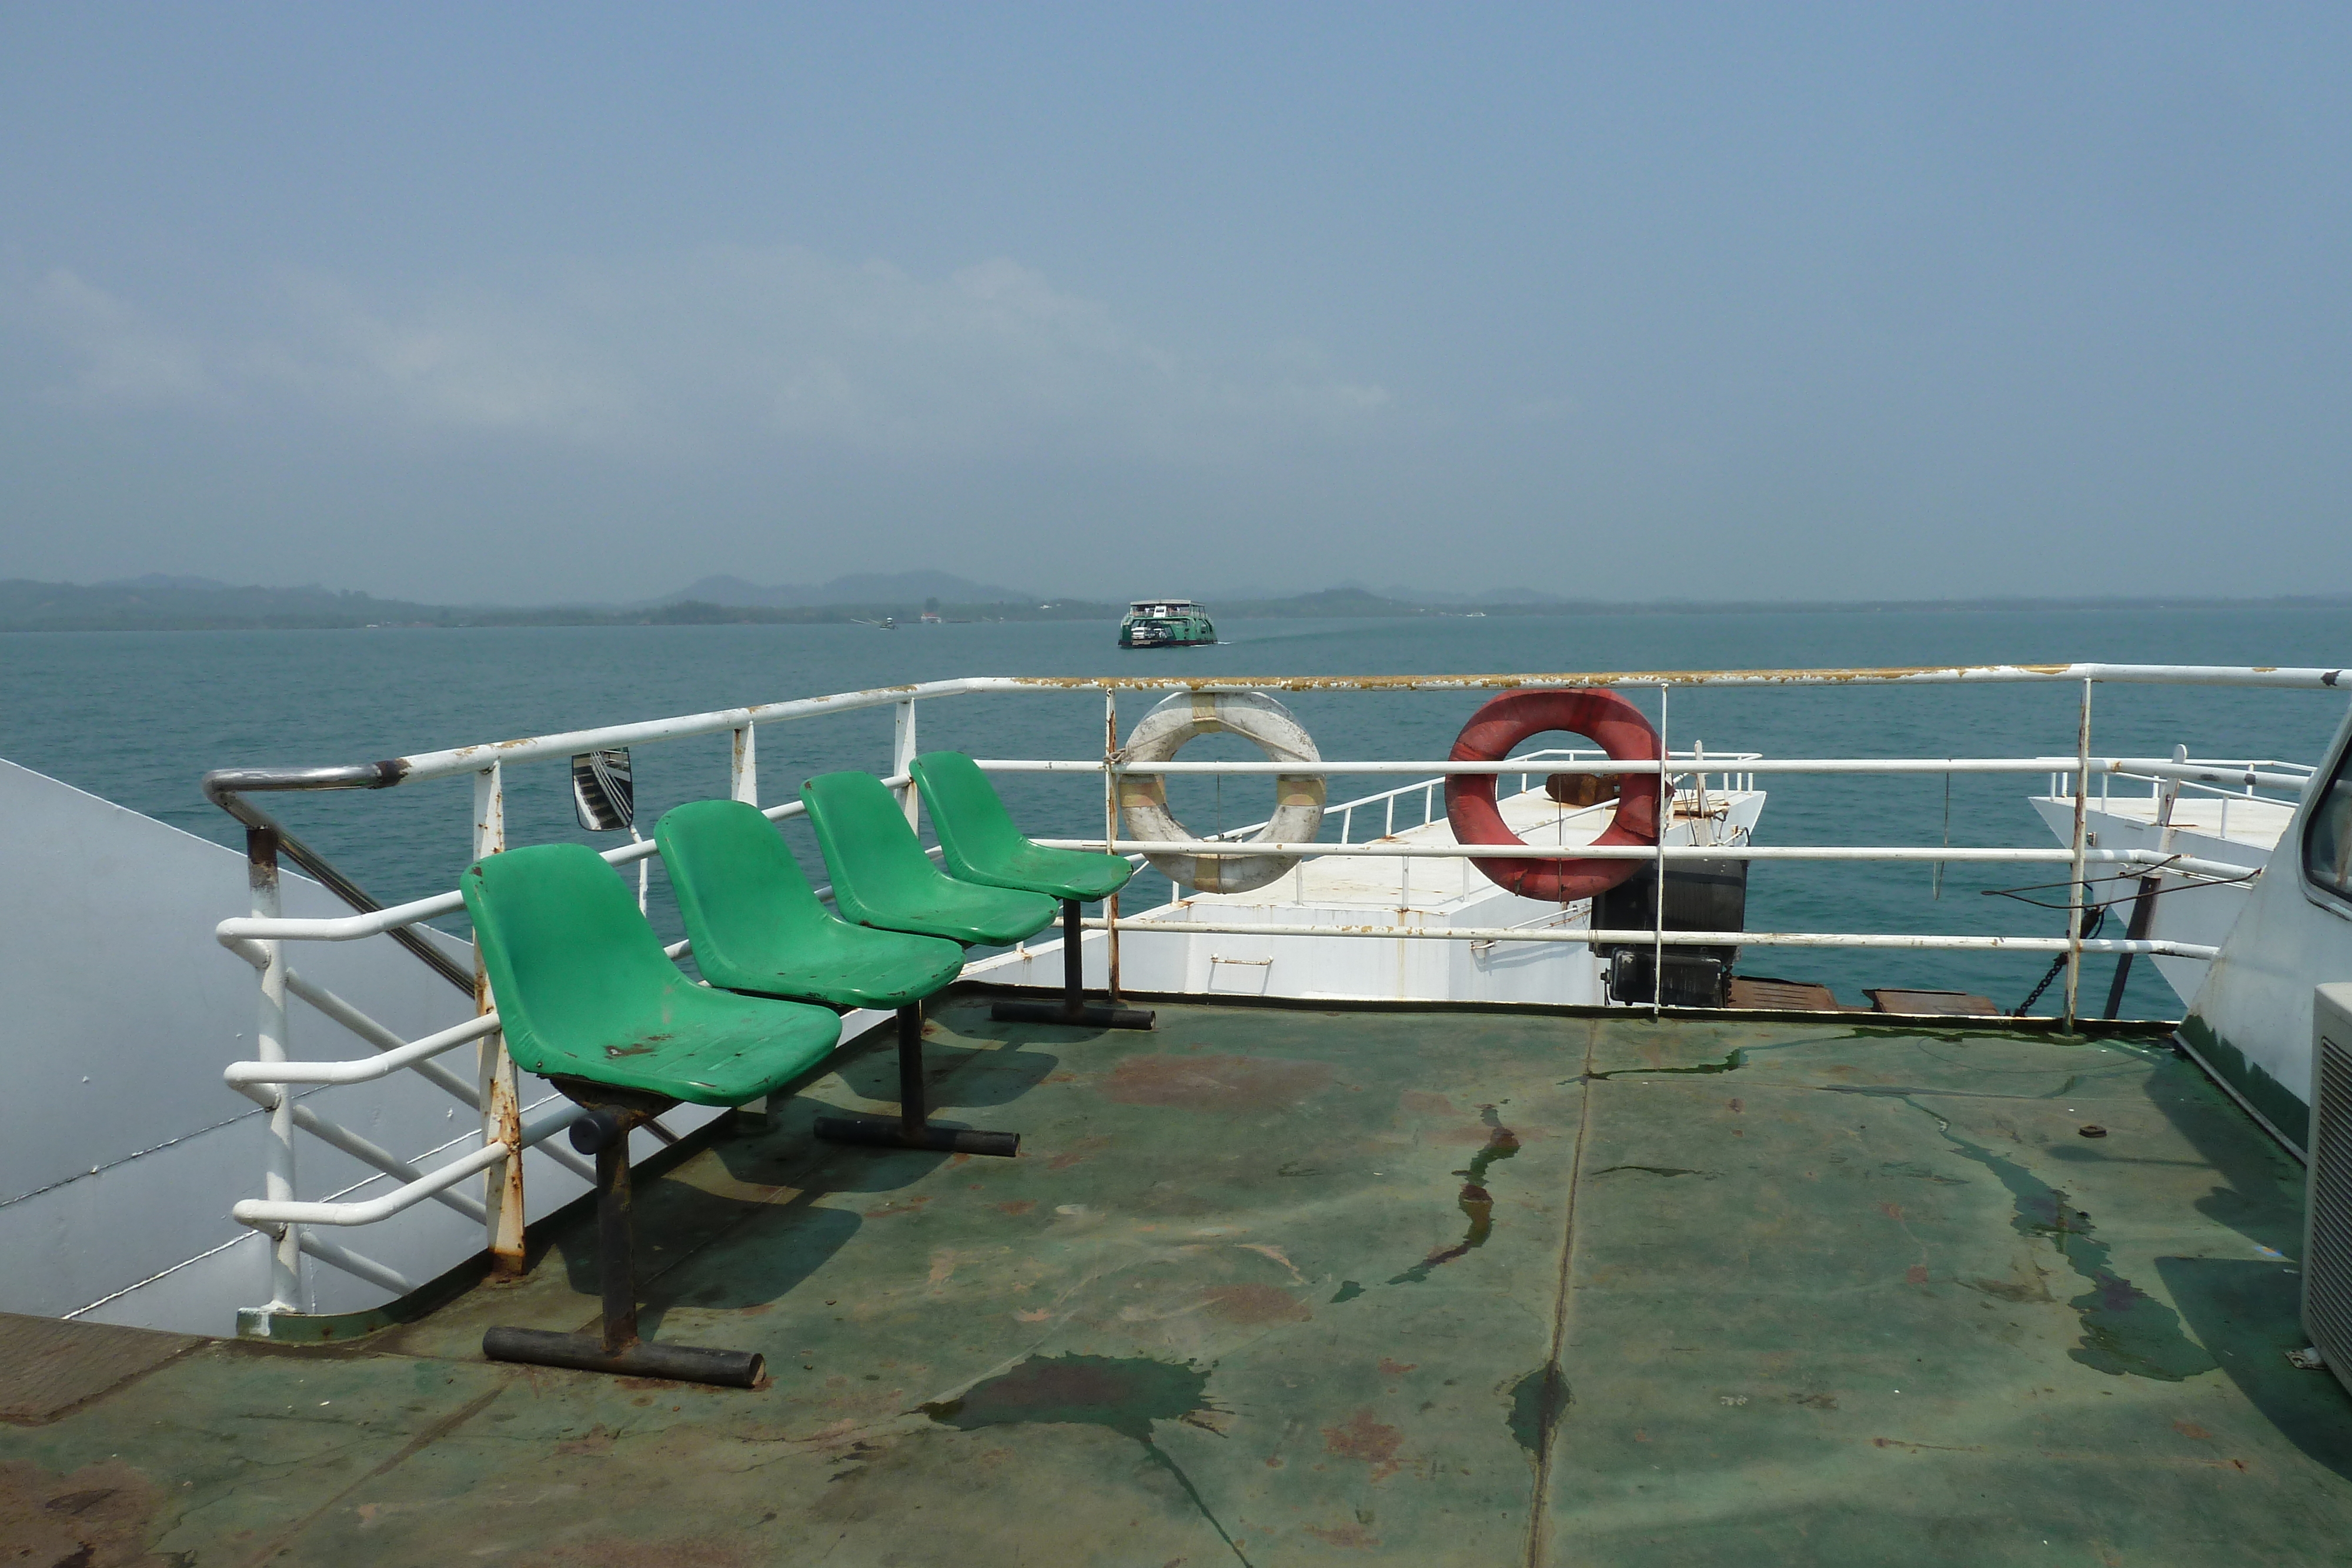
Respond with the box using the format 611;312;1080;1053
1061;898;1084;1014
896;1003;927;1136
481;1101;764;1388
990;899;1155;1032
2103;875;2160;1019
814;1001;1018;1156
597;1138;637;1355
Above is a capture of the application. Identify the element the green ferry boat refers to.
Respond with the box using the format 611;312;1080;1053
1118;597;1217;648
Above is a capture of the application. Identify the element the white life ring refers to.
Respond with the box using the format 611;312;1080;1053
1117;691;1325;894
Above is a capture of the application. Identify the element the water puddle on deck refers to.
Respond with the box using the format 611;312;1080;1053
1506;1360;1572;1462
1589;1048;1753;1077
1326;1105;1525;1302
1578;1030;1850;1082
1909;1104;2215;1380
919;1353;1251;1564
1579;1033;2207;1380
1387;1107;1522;1288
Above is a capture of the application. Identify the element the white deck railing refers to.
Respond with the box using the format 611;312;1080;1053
203;661;2339;1317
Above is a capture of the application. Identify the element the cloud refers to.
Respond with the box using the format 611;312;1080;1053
9;246;1394;463
245;272;637;441
16;269;219;406
1510;394;1586;424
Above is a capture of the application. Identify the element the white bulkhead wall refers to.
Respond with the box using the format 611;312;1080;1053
0;759;702;1334
2183;699;2352;1155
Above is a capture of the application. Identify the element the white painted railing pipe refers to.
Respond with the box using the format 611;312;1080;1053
1013;757;2309;787
296;1232;415;1295
287;1103;490;1224
224;1075;490;1224
235;1139;508;1228
233;1104;584;1228
1082;916;2221;959
225;1012;500;1087
1043;838;2253;880
219;890;463;945
243;663;2344;800
220;835;2252;948
213;775;906;945
216;945;600;1183
220;938;487;1111
390;666;998;780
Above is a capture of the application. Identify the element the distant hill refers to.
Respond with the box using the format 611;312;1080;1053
1373;584;1570;606
0;577;449;631
2;573;2344;633
653;570;1036;608
0;574;1111;631
96;573;240;592
1221;586;1426;617
1191;581;1572;607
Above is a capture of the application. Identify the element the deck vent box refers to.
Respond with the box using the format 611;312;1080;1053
2304;982;2352;1393
1595;859;1748;961
1605;949;1728;1008
1596;858;1748;1008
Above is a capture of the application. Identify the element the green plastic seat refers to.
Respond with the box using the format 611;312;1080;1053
463;841;844;1389
655;798;965;1009
910;750;1134;901
800;771;1057;945
905;751;1154;1032
462;842;843;1107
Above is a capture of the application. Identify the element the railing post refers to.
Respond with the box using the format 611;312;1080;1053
1653;684;1669;1018
893;700;920;828
1692;740;1711;845
248;825;305;1313
2063;680;2092;1032
473;762;526;1275
1104;691;1122;1001
731;724;758;805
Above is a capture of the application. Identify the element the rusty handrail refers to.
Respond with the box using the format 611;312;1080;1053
202;766;472;994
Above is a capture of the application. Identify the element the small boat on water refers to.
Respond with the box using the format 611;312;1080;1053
1118;597;1216;647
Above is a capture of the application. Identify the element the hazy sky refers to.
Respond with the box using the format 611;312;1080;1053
3;5;2346;604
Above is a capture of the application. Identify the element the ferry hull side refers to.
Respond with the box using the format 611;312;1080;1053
2180;700;2352;1155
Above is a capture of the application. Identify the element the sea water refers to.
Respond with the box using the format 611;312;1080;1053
4;606;2345;1016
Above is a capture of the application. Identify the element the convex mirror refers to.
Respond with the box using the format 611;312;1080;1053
571;748;635;832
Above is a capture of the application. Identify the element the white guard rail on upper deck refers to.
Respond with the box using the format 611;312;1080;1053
202;661;2341;1325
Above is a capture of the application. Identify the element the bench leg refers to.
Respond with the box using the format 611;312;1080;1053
991;899;1155;1029
817;1004;1019;1158
483;1111;765;1388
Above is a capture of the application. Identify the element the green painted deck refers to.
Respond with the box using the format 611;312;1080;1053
7;1000;2352;1566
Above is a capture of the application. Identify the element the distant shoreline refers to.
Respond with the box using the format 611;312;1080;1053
3;582;2347;634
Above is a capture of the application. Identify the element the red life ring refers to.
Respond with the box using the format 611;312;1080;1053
1444;689;1662;902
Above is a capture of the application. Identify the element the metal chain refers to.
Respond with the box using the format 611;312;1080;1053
2012;904;2106;1015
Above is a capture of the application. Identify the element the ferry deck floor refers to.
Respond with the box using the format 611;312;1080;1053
8;996;2352;1566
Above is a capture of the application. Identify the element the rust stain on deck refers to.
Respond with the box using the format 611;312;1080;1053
1321;1409;1404;1482
1201;1284;1314;1325
1100;1054;1338;1112
0;1457;166;1568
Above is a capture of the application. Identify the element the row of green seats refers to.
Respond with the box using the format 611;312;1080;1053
465;752;1140;1387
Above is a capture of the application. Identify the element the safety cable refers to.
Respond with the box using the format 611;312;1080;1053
2011;905;2107;1016
1977;858;2257;912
